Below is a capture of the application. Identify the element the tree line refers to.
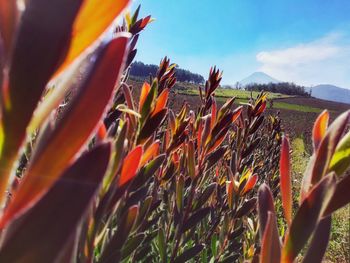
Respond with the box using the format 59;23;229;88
130;61;205;84
245;82;311;97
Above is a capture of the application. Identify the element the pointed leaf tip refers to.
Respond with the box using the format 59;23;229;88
280;136;292;225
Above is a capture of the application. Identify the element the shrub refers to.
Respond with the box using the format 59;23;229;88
0;2;349;263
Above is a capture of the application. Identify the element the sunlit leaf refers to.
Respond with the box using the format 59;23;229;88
312;110;329;151
0;0;85;203
232;106;243;123
241;174;258;195
119;146;143;186
56;0;130;74
152;88;169;116
329;130;350;176
280;136;292;225
300;110;350;201
140;140;160;167
0;35;129;227
139;82;150;111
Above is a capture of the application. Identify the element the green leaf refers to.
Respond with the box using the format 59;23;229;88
176;175;185;213
329;130;350;176
157;227;167;263
0;142;111;263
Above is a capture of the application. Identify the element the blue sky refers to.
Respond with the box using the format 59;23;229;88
131;0;350;88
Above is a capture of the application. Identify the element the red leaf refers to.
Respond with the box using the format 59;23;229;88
282;173;336;262
1;36;129;228
0;143;111;262
0;0;18;57
257;184;276;240
323;174;350;216
300;110;349;201
232;106;243;123
260;212;281;263
211;99;217;129
0;0;85;204
118;146;143;186
280;136;292;226
302;216;331;263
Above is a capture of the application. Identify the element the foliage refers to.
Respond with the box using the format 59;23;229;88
130;61;205;84
0;2;349;263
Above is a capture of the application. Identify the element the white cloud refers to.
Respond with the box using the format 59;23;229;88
256;32;350;88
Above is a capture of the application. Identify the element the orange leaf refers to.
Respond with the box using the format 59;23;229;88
0;36;129;228
152;88;169;116
139;82;151;111
232;106;243;123
242;174;258;195
56;0;130;75
96;121;107;141
280;136;292;226
312;110;329;151
140;140;160;167
118;146;143;186
256;100;267;115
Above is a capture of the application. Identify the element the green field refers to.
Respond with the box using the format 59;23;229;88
177;85;323;113
177;85;290;99
272;101;322;113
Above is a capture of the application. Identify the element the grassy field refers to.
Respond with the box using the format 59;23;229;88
176;85;290;99
272;101;323;113
176;83;324;113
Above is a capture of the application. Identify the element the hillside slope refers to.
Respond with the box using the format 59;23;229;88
308;84;350;104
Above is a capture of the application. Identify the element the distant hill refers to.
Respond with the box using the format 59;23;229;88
239;72;280;86
307;85;350;104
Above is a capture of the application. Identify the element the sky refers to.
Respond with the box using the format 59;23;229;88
131;0;350;88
